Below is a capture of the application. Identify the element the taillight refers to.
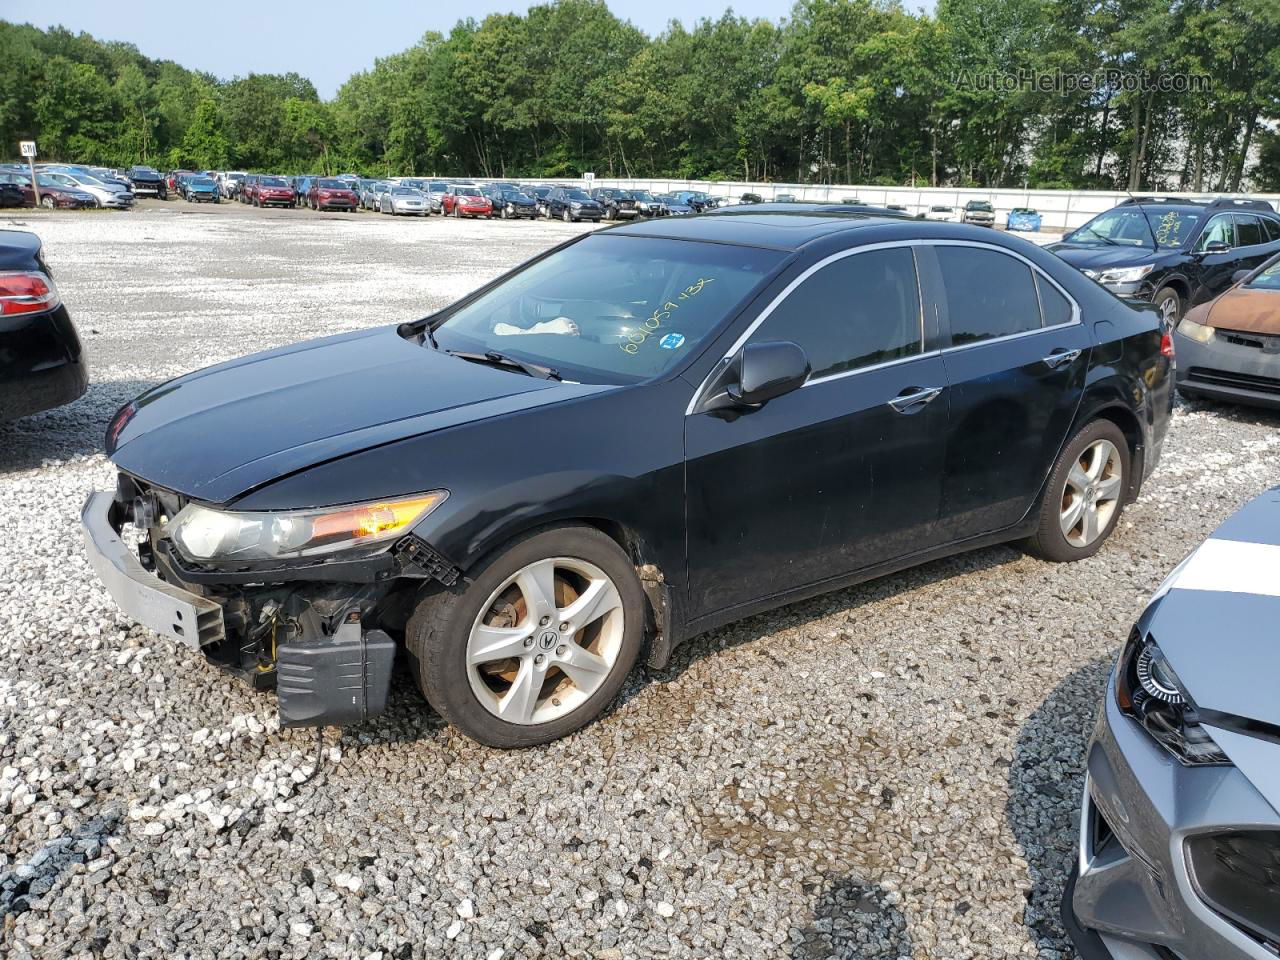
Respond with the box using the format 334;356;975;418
1161;331;1174;358
0;272;61;316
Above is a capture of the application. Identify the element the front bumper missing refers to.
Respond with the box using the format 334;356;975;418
81;491;224;649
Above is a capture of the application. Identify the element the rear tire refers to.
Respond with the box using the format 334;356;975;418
1024;419;1131;562
406;525;646;748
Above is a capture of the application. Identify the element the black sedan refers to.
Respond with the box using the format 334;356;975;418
83;211;1171;747
1;230;87;422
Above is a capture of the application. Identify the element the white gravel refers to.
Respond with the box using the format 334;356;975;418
1;204;1278;959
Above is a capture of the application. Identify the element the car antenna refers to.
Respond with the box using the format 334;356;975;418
1126;188;1160;252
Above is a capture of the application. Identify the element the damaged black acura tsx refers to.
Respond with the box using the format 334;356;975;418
84;211;1172;747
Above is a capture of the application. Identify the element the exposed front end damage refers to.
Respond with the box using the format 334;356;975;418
82;474;458;728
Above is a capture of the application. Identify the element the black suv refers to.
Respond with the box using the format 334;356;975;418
125;166;167;199
544;187;603;222
589;188;639;221
1049;197;1280;326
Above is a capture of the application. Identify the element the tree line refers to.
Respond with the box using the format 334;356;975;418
2;0;1278;191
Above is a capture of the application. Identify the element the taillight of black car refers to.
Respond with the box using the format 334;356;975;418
0;272;60;316
1185;830;1280;950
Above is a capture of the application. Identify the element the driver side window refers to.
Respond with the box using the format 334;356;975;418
749;247;923;380
1196;215;1236;252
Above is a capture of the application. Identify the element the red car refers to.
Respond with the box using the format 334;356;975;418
166;170;193;193
252;175;295;208
442;184;493;219
33;177;97;209
308;178;359;212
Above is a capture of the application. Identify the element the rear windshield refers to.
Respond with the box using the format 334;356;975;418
433;234;784;385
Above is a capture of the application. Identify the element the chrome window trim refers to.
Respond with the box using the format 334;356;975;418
686;238;1081;415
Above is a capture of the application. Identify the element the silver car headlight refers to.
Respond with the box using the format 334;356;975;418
167;491;448;563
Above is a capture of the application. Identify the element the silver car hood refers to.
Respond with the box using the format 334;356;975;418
1146;487;1280;808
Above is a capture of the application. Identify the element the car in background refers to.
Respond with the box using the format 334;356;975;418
544;187;602;222
1050;197;1280;326
1063;487;1280;960
887;204;911;214
249;175;293;208
626;190;664;218
590;188;639;221
655;193;693;216
961;200;996;227
739;192;764;205
40;171;134;209
308;178;359;212
0;229;87;422
361;181;392;211
180;175;221;203
0;176;31;208
380;186;427;216
484;184;538;220
442;184;493;219
673;190;719;212
1173;250;1280;409
82;209;1170;748
925;205;956;221
1007;208;1042;232
165;170;193;193
774;193;797;203
88;167;132;191
219;171;247;199
237;175;259;204
125;166;167;199
33;177;97;210
424;181;449;214
292;176;317;205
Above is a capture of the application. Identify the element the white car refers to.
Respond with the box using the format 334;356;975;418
925;205;956;221
41;172;134;209
219;172;247;199
380;187;427;216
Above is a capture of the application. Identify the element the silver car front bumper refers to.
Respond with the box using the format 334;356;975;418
81;491;225;650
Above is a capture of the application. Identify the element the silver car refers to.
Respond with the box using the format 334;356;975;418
362;181;391;211
380;186;427;216
1064;486;1280;960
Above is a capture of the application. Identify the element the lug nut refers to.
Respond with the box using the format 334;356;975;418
539;615;551;626
523;637;534;648
556;645;567;656
559;622;570;632
534;654;545;665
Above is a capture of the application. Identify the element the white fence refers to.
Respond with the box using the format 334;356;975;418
510;177;1280;231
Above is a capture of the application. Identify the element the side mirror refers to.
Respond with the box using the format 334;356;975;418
725;341;811;407
1232;269;1252;284
1203;239;1231;254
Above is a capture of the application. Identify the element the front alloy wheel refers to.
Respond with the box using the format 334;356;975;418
407;525;645;747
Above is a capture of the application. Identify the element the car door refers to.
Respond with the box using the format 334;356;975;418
1231;214;1279;277
1189;213;1240;304
929;242;1090;541
684;244;951;618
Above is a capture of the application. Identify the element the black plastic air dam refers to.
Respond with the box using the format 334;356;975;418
276;621;396;728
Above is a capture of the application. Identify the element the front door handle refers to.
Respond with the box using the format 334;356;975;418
888;386;943;413
1042;348;1082;369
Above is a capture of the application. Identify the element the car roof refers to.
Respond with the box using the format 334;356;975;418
605;207;1023;252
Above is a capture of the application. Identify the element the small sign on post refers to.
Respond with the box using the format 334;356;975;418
583;171;595;186
19;141;39;206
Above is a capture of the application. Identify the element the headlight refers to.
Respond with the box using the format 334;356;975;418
570;201;582;208
1096;264;1155;284
167;491;447;563
1115;630;1228;764
1177;317;1215;343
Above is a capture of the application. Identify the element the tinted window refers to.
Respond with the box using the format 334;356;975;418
1263;218;1280;243
937;246;1042;345
1235;215;1265;247
1035;274;1072;327
750;247;922;379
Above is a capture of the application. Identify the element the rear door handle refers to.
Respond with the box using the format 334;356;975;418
888;386;943;413
1042;348;1082;369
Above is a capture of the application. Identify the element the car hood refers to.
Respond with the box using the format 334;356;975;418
1145;487;1280;807
1046;244;1163;272
1202;286;1280;334
108;325;609;505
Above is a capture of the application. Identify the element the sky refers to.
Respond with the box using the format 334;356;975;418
4;0;848;100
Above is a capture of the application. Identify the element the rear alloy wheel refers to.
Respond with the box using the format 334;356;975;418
1153;286;1182;328
407;525;645;747
1025;420;1130;562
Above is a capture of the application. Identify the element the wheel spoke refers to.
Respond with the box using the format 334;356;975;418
515;559;558;623
468;625;528;665
559;578;621;632
1060;497;1085;537
498;658;540;723
1095;473;1123;502
1081;503;1101;544
1066;463;1090;494
1085;442;1111;480
557;644;610;689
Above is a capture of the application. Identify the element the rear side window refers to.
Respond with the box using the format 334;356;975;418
750;247;922;379
1235;215;1265;247
1035;274;1073;327
1263;218;1280;243
936;246;1042;345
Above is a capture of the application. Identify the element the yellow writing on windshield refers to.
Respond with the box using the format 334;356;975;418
619;278;717;355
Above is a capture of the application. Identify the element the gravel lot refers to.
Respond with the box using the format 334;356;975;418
2;203;1278;960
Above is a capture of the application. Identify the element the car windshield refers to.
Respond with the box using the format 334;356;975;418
1246;258;1280;290
968;201;993;211
37;175;72;188
131;167;158;176
565;190;592;202
258;176;286;186
193;176;218;186
392;188;418;196
1067;206;1200;248
457;187;481;198
316;179;346;188
629;191;655;201
1011;208;1035;215
432;234;784;385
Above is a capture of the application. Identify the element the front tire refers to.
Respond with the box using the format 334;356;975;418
406;525;646;748
1152;286;1182;328
1024;420;1130;562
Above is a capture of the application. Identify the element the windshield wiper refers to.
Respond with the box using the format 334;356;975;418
447;349;561;381
1075;225;1118;246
